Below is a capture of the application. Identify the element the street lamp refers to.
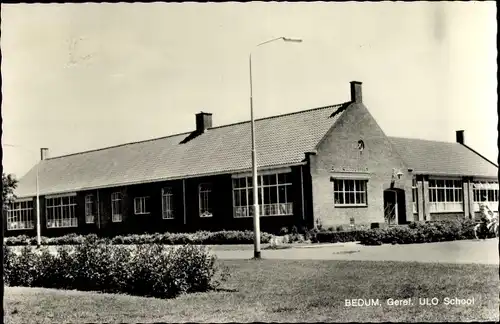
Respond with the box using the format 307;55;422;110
4;144;42;247
249;36;302;259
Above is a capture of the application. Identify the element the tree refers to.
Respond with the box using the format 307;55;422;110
2;172;18;212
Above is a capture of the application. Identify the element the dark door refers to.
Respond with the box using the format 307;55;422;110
384;189;407;225
384;190;397;225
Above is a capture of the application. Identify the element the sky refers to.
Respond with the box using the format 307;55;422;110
1;2;497;178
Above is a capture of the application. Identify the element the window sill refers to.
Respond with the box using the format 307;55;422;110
7;227;35;231
47;226;78;229
429;211;464;214
334;204;368;208
162;217;175;220
234;214;294;218
135;212;151;215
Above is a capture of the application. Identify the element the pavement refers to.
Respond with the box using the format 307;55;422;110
212;238;499;265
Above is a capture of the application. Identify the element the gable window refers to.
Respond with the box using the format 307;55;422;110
428;179;463;213
111;192;123;222
162;187;174;219
333;179;367;206
85;194;95;224
7;200;34;230
46;195;77;228
134;196;150;215
199;183;212;217
472;181;499;212
233;172;293;218
412;178;418;214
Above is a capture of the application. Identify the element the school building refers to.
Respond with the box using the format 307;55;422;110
5;81;498;237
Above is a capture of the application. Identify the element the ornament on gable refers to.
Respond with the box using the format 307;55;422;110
357;140;365;154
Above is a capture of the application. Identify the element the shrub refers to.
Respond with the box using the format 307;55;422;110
3;243;226;299
4;230;273;246
359;219;479;245
305;228;320;243
279;227;289;235
316;231;364;243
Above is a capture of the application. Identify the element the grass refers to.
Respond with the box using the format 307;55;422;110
4;259;499;323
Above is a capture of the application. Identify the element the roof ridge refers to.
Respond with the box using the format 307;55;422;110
389;136;458;144
45;131;193;161
44;102;348;161
207;102;349;131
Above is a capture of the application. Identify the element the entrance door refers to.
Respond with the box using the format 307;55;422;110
384;190;397;225
384;188;407;225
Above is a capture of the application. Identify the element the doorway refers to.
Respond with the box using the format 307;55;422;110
383;188;407;225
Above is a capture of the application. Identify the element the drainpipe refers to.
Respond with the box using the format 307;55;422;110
183;180;187;225
97;189;101;230
300;165;305;221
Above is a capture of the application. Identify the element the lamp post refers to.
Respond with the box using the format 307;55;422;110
4;144;42;247
249;36;302;259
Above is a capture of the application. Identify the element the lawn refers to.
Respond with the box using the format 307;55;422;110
4;259;499;323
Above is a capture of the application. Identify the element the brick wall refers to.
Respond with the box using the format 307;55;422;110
309;102;413;228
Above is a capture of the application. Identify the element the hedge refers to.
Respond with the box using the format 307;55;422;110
315;230;365;243
3;237;229;299
4;230;273;246
359;219;485;245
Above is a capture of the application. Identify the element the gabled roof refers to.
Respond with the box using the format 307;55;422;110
15;103;349;198
389;137;498;178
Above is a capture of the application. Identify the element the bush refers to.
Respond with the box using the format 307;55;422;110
279;227;289;235
359;219;479;245
4;230;273;246
3;242;226;299
316;231;365;243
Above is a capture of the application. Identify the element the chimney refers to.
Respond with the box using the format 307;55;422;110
40;147;49;160
456;130;465;145
350;81;362;103
195;112;212;133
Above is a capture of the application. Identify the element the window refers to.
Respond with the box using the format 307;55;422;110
7;200;34;230
412;178;418;214
472;181;499;212
46;195;77;228
134;196;150;215
199;183;212;217
233;172;293;218
333;179;367;206
162;187;174;219
111;192;123;222
428;179;463;213
85;194;95;224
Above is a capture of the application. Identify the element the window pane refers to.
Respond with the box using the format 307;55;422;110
437;189;445;202
334;192;343;205
446;188;453;202
234;190;241;206
357;180;366;192
278;186;286;203
278;173;288;184
346;192;355;204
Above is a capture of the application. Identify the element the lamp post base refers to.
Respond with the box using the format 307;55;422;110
253;251;261;259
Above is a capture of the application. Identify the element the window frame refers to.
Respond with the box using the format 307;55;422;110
161;187;175;219
472;181;499;212
134;196;150;215
428;179;463;213
111;192;123;222
45;194;78;229
199;183;213;218
232;172;293;218
412;178;418;214
85;194;95;224
332;179;368;207
6;200;35;231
